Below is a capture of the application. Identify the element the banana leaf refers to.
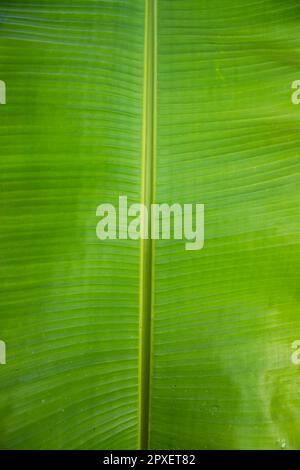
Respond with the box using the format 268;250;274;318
0;0;300;450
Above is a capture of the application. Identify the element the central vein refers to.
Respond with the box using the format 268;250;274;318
138;0;156;451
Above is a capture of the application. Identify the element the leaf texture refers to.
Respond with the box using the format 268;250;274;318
150;0;300;450
0;0;300;451
0;0;145;449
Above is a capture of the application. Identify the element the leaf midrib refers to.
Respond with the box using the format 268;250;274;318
138;0;156;451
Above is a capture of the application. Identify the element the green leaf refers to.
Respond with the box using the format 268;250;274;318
0;0;300;450
0;0;145;449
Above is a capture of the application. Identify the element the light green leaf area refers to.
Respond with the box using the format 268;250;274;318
0;0;300;450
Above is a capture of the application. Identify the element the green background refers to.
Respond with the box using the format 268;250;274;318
1;0;300;449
